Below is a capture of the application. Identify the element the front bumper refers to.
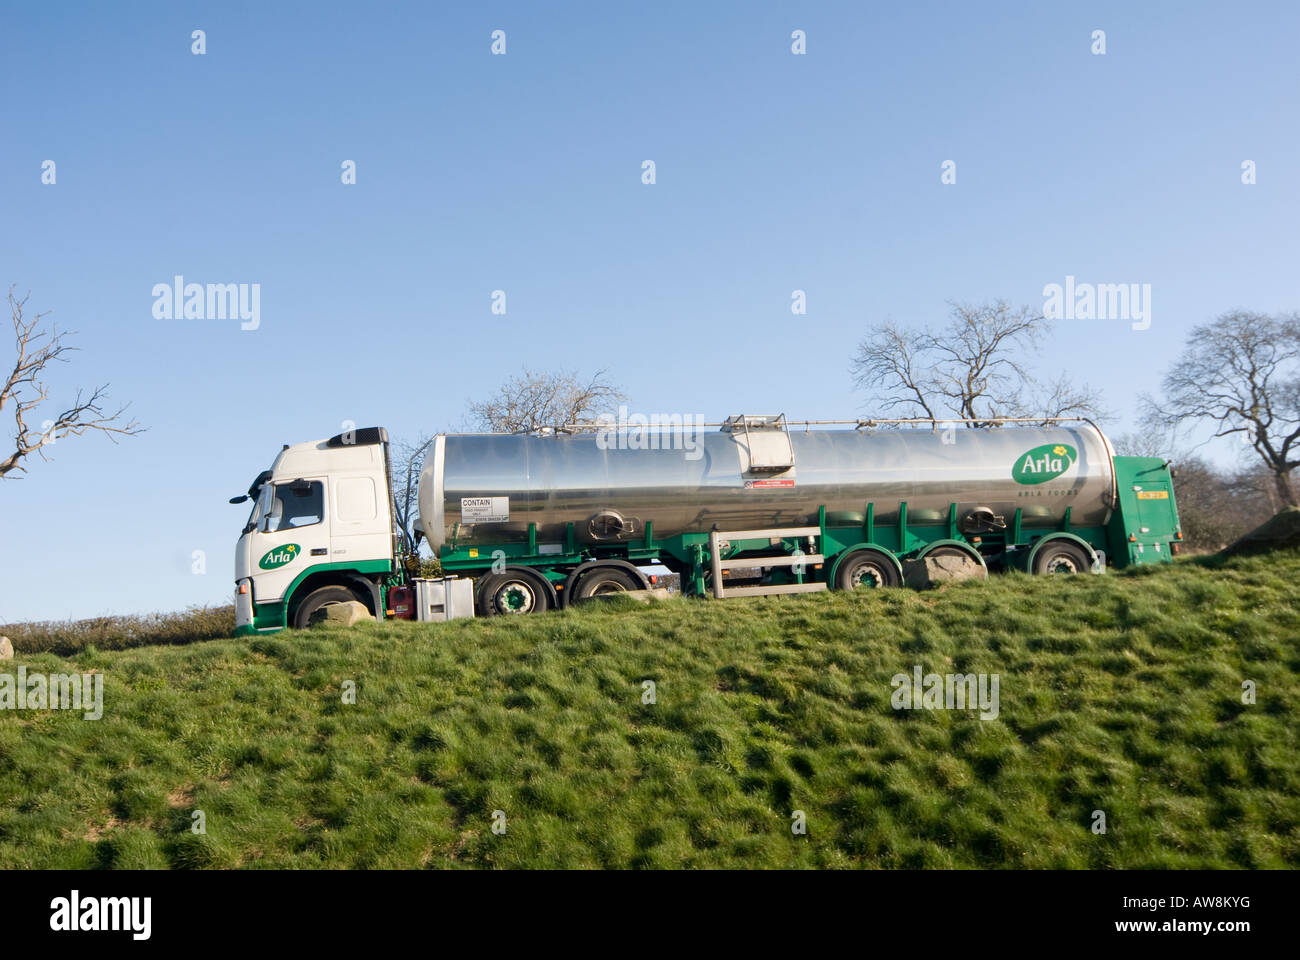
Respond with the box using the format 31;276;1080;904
235;579;254;628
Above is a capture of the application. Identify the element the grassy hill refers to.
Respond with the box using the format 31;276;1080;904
2;553;1298;869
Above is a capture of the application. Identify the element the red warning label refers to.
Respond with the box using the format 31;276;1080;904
745;479;795;489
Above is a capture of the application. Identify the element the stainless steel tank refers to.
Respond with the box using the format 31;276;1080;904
418;421;1116;550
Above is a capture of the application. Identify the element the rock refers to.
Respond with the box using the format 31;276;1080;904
903;553;987;589
1220;507;1300;557
318;601;373;627
0;636;12;660
582;588;672;605
621;588;672;603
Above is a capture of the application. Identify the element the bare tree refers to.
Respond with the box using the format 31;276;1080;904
850;300;1108;427
466;368;627;433
1113;432;1275;551
1144;310;1300;508
392;432;433;556
2;288;143;479
1037;372;1110;421
851;323;937;420
1110;430;1176;460
1163;458;1274;551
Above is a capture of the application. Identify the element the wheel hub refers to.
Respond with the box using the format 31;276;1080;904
850;563;886;588
496;581;535;613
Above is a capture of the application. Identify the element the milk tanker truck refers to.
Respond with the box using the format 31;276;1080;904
230;415;1182;634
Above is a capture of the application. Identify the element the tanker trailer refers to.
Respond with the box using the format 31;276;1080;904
231;416;1183;633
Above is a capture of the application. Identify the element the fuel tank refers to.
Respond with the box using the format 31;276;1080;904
417;421;1116;550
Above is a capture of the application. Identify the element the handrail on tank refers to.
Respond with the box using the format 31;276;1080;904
526;415;1105;435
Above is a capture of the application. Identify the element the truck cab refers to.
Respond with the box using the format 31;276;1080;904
233;427;397;635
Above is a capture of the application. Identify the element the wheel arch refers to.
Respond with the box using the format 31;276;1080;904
827;543;904;586
479;565;559;612
560;559;650;607
287;569;382;622
1025;533;1099;574
915;538;987;571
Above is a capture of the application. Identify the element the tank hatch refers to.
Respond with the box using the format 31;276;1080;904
722;414;795;474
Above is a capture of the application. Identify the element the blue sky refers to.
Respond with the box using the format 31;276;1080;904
2;1;1297;621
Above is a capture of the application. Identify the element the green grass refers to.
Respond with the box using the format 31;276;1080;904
2;553;1298;869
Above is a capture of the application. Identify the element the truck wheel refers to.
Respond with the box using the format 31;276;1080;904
294;585;365;628
1032;540;1093;575
478;570;551;615
571;567;639;603
835;549;901;589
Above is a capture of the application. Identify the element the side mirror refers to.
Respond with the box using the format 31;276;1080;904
230;494;249;505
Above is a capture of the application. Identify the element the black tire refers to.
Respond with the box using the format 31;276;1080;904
571;567;640;603
1032;540;1093;575
834;549;902;589
294;585;365;628
477;569;552;615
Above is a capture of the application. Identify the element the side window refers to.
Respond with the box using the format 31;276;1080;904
268;481;324;531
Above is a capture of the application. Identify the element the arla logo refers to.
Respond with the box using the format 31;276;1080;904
259;544;301;569
1012;444;1077;485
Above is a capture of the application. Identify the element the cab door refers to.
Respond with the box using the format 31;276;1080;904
251;478;329;603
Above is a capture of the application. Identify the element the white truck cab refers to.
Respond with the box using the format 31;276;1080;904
232;427;397;634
